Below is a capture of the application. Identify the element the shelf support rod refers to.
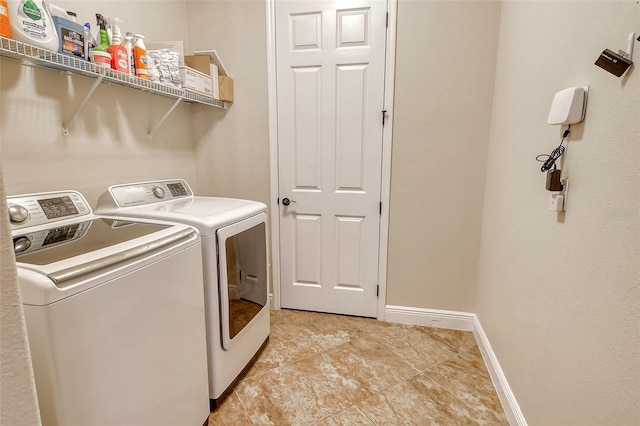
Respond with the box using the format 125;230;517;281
62;75;104;136
148;97;183;141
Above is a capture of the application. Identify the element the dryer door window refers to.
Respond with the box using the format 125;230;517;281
217;213;268;349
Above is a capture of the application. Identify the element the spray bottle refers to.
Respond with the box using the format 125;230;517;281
107;17;128;73
92;13;109;52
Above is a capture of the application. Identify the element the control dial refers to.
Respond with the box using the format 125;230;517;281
13;237;31;254
152;186;166;199
8;204;29;223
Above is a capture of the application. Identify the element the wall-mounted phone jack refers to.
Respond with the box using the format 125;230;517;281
549;177;570;212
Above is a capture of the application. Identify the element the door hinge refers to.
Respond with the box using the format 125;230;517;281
382;110;387;126
386;12;389;28
379;202;382;215
376;285;379;297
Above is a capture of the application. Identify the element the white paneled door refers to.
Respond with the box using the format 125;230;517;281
276;0;388;317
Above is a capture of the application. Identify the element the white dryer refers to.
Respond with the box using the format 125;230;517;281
96;179;270;408
8;190;210;426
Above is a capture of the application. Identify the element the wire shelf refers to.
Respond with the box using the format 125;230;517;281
0;36;225;109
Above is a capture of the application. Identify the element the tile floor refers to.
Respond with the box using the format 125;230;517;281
208;309;508;425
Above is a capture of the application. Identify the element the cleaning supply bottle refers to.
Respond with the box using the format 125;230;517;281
133;33;149;80
106;17;128;73
92;13;109;52
0;0;12;38
49;2;84;59
83;22;95;60
65;10;76;22
123;32;134;75
6;0;58;51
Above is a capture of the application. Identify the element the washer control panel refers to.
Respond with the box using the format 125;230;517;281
13;220;92;256
7;191;91;231
108;179;193;207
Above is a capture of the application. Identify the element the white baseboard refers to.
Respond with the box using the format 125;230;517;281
384;305;526;426
385;305;475;331
472;315;527;426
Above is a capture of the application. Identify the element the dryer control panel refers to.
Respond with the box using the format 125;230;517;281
7;191;91;231
106;179;194;207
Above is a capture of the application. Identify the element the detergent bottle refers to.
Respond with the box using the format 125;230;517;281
133;33;149;80
1;0;12;38
7;0;58;51
48;2;84;59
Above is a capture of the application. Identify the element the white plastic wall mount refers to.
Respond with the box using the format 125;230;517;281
547;86;589;125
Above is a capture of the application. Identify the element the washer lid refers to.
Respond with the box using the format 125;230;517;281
98;197;267;236
16;217;199;305
14;218;174;265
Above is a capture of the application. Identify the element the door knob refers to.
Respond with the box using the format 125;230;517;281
282;198;296;206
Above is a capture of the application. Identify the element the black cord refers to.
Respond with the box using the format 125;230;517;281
536;125;571;172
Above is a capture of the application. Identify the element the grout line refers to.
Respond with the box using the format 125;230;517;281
230;388;256;426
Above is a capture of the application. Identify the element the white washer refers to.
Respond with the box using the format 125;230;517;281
8;190;210;426
96;179;270;408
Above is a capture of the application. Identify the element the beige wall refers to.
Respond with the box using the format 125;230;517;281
476;1;640;424
187;0;271;204
387;0;500;311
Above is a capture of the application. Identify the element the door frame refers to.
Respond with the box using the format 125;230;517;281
266;0;397;321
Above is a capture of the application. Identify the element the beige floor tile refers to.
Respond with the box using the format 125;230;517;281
423;351;508;425
313;406;375;426
244;324;316;379
234;354;363;425
208;391;253;426
341;314;393;335
320;335;419;397
356;374;480;425
275;310;367;353
372;323;474;372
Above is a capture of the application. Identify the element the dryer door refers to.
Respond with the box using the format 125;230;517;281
217;212;268;350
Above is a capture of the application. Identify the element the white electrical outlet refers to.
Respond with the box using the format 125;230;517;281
549;194;564;212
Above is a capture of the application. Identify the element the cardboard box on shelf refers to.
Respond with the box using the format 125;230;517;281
179;65;213;97
218;76;233;103
185;55;220;99
193;49;234;103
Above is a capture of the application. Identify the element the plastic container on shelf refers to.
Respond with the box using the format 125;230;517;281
89;50;110;69
49;3;85;59
83;22;95;61
65;10;77;22
92;13;109;52
6;0;59;52
133;34;149;80
106;17;127;73
123;32;134;75
46;1;65;19
1;0;12;38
